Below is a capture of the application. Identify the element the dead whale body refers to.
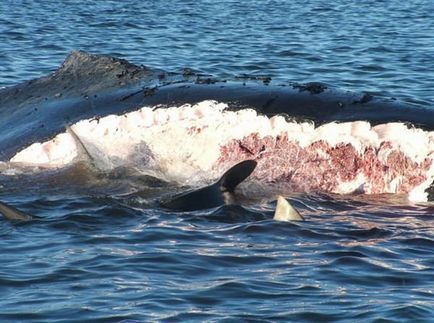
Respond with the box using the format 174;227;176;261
0;51;433;202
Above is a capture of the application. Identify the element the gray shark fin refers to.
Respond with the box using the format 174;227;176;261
273;195;304;221
66;125;112;173
0;201;33;221
66;125;96;166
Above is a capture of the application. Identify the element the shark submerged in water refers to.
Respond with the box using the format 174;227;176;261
0;159;304;222
0;51;433;205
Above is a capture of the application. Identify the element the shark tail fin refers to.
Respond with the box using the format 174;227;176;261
0;201;33;221
219;160;257;193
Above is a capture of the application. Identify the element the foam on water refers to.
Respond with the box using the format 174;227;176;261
9;100;434;201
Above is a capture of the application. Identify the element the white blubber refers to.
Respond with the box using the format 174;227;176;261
8;100;434;201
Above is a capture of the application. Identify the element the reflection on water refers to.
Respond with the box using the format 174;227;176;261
1;0;434;320
1;1;433;108
0;178;433;320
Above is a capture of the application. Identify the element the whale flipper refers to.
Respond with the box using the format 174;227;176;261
0;201;33;221
273;195;304;221
161;160;257;211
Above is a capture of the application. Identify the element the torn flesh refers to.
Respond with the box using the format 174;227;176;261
9;100;434;202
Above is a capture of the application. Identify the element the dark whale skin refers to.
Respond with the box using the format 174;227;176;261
0;50;433;162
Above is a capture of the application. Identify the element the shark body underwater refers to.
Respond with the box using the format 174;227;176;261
0;158;303;222
0;50;433;222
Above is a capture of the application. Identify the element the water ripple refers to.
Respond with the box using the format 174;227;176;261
0;0;433;108
1;0;434;320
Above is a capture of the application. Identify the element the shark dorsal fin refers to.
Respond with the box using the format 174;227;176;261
273;195;304;221
66;125;96;166
0;201;33;221
161;160;257;211
219;160;257;193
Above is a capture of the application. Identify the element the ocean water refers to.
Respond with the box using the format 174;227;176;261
1;0;434;321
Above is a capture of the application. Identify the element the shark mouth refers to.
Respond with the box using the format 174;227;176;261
9;100;434;202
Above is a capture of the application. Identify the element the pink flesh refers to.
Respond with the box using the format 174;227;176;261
217;133;432;195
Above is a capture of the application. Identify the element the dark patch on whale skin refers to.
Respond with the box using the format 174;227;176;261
0;50;433;162
261;96;278;111
353;93;374;104
195;77;219;85
292;82;328;94
182;68;196;77
161;160;257;212
235;74;272;85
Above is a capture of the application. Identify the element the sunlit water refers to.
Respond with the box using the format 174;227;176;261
1;0;434;321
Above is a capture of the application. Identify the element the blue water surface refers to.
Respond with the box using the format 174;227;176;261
1;0;434;106
0;0;434;321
